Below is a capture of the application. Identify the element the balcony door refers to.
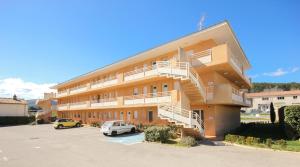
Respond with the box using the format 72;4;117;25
151;85;157;97
162;83;168;95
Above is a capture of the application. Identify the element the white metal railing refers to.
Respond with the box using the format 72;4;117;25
158;103;204;136
190;49;212;66
91;76;118;89
69;101;87;109
91;98;117;108
69;84;88;94
124;91;172;105
57;104;68;111
57;90;68;97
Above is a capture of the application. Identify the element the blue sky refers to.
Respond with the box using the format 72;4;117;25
0;0;299;99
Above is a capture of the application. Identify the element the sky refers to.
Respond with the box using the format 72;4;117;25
0;0;299;99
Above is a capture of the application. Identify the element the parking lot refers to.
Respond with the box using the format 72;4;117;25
0;125;299;167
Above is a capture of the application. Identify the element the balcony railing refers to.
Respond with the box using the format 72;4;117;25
57;104;69;111
124;91;172;105
124;65;158;82
91;77;118;89
69;101;87;110
190;49;212;66
56;90;68;97
90;98;118;108
69;85;88;95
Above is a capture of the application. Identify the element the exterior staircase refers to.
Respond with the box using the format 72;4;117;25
156;61;206;102
158;103;205;136
151;61;206;136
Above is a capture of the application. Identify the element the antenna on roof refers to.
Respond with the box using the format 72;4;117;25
197;13;206;31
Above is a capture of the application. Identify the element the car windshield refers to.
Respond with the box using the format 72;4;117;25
102;121;113;127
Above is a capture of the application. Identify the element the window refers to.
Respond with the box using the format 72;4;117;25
262;97;269;101
277;96;285;100
293;96;298;99
133;88;139;95
114;112;118;119
134;111;138;119
127;112;131;121
108;112;112;119
78;114;80;118
88;112;91;118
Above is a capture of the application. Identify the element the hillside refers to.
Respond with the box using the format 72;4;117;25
251;82;300;93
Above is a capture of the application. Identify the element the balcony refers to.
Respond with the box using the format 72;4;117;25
190;49;212;66
206;83;249;106
124;91;172;105
57;91;178;111
56;90;68;97
91;77;118;89
57;104;69;111
190;44;251;88
69;84;89;95
90;98;118;108
124;66;158;82
69;102;88;110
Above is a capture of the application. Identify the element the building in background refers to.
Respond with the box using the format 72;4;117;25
36;93;57;123
52;21;252;138
245;90;300;114
0;95;28;116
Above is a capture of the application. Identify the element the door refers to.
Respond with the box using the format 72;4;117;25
151;86;157;97
162;83;168;95
143;86;147;95
148;111;153;122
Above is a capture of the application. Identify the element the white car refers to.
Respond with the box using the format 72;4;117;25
101;120;136;136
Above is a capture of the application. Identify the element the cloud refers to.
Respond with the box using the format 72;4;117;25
291;67;299;73
0;78;56;100
263;68;288;77
262;67;299;77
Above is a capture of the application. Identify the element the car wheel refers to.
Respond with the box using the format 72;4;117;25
131;128;136;133
58;124;63;129
111;131;117;136
103;133;108;136
75;123;81;127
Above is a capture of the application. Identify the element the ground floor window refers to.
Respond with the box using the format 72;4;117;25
114;112;117;119
127;112;131;121
120;112;124;120
134;111;138;119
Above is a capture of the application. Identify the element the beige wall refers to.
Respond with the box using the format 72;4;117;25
0;104;28;116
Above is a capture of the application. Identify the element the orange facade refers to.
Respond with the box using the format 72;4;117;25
53;22;251;137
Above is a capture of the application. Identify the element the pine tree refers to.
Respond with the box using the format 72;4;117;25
270;102;276;124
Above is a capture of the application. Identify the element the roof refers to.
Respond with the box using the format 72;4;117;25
246;90;300;98
52;20;251;89
0;98;27;105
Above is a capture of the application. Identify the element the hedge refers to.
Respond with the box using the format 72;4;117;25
179;136;197;147
224;134;287;149
0;116;35;126
284;105;300;138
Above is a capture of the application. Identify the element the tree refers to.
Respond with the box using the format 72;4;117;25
284;105;300;138
270;102;276;124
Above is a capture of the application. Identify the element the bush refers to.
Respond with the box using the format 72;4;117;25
285;105;300;138
144;126;171;143
0;116;35;126
245;137;260;145
179;136;197;147
275;139;287;149
266;138;273;148
237;136;246;144
168;125;179;139
90;122;101;127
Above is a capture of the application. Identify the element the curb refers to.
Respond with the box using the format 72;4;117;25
223;141;300;154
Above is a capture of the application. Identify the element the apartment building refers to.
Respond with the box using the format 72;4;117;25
52;21;252;137
245;90;300;113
